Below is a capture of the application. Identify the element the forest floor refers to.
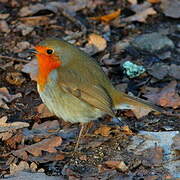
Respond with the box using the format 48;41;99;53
0;0;179;179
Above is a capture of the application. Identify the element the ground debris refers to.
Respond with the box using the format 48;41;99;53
0;87;22;109
12;136;62;160
144;80;180;109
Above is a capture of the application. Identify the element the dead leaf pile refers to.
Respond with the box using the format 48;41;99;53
144;81;180;109
0;116;29;133
12;136;62;160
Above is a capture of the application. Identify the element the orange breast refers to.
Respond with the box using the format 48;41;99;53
36;53;61;91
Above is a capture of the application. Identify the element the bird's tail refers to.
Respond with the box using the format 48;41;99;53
112;90;162;118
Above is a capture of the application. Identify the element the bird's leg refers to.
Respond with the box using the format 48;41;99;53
74;123;85;151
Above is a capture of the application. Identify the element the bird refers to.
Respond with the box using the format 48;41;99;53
30;38;161;150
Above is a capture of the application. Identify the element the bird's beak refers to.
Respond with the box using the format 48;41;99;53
26;48;38;54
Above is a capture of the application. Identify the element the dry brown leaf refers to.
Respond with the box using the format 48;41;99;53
18;3;58;17
127;0;137;5
144;81;180;109
131;105;153;119
0;131;13;141
123;2;157;22
88;33;107;52
81;33;107;55
0;87;22;109
10;161;29;175
89;9;121;23
94;125;111;137
0;20;10;33
6;72;26;86
36;104;54;118
6;132;24;149
147;0;161;3
29;152;65;163
0;13;10;19
104;161;128;172
124;7;156;22
13;136;62;160
21;58;38;81
0;116;29;133
121;126;134;135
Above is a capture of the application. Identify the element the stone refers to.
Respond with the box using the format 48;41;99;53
131;32;174;53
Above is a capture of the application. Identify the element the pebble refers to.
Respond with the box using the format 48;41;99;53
131;32;174;53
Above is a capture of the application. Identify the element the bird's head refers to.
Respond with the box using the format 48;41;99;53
31;38;77;91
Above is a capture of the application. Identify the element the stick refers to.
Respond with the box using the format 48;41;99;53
0;55;29;63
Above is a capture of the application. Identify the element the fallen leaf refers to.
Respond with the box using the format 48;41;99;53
147;0;161;3
89;9;121;23
0;87;22;109
30;162;38;172
13;136;62;160
81;33;107;55
5;171;60;180
131;104;153;119
0;116;29;133
16;22;34;36
6;132;24;149
10;161;29;175
0;131;13;141
22;120;60;142
127;0;137;5
18;3;58;17
32;120;59;130
13;41;32;53
121;126;134;135
19;0;104;18
6;72;26;86
104;161;128;172
29;152;65;163
21;58;38;81
36;104;54;118
144;81;180;109
0;13;10;19
123;2;157;22
160;0;180;18
89;33;107;51
124;8;156;22
0;20;10;33
94;125;111;137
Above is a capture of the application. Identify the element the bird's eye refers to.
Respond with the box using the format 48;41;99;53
46;49;54;54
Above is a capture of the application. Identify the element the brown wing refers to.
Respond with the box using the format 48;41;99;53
56;68;115;117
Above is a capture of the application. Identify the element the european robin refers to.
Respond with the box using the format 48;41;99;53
30;38;160;150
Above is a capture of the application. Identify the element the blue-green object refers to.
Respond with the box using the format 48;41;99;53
122;61;145;78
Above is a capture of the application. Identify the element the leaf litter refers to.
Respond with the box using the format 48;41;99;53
0;87;22;109
0;0;179;179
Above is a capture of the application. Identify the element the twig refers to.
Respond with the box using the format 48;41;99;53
0;55;29;63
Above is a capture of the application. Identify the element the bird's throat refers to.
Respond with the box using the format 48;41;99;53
36;54;61;91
